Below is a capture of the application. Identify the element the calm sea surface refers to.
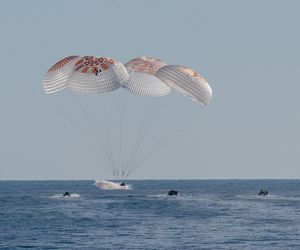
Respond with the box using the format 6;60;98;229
1;180;300;249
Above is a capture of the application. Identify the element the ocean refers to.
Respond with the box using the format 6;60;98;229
1;180;300;249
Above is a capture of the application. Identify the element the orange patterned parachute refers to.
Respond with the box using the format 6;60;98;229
43;56;128;95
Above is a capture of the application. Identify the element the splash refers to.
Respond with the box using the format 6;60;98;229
95;180;131;190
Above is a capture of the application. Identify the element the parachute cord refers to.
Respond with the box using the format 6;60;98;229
76;95;118;175
55;97;113;175
123;97;168;175
117;90;125;179
102;95;118;176
123;99;151;175
79;96;117;173
127;106;201;176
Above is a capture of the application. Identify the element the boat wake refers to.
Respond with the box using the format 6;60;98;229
50;193;81;199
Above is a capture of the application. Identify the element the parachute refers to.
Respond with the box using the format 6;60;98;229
43;56;128;95
43;55;80;94
42;55;212;179
124;56;171;96
155;65;212;105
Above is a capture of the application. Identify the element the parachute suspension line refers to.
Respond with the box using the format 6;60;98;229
123;97;168;177
122;98;152;177
55;98;113;175
76;95;118;176
101;95;119;178
127;106;201;176
116;90;126;180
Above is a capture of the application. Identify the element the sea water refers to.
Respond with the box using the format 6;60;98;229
1;180;300;249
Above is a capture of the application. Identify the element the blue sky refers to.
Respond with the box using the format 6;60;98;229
0;0;299;180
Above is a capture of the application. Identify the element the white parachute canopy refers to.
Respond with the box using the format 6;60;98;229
155;65;212;105
43;56;212;103
124;56;171;96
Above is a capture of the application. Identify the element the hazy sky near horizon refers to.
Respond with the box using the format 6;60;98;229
0;0;299;180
